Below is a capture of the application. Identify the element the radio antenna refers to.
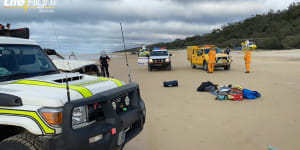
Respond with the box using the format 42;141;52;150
52;24;62;52
120;22;132;83
53;24;71;102
65;77;71;102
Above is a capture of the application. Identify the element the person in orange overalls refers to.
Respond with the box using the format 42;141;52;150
244;48;252;73
208;47;216;73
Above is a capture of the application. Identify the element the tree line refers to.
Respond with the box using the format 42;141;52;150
124;2;300;52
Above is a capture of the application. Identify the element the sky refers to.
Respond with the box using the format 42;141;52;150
0;0;298;53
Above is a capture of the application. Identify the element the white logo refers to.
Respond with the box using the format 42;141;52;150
4;0;56;13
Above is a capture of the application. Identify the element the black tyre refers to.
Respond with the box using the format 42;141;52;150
167;64;172;71
224;65;231;71
191;63;196;69
203;61;208;71
0;133;44;150
148;65;152;71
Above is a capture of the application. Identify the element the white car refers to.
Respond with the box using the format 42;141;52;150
148;49;172;71
0;36;146;150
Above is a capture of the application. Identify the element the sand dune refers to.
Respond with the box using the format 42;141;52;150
103;49;300;150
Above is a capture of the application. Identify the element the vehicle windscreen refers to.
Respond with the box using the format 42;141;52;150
150;51;168;56
0;45;57;81
204;47;223;54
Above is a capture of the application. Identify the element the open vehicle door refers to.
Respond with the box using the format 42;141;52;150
137;48;150;65
138;57;149;65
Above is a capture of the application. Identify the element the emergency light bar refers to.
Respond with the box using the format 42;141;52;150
0;24;30;39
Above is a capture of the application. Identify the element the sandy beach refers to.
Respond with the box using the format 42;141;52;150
103;49;300;150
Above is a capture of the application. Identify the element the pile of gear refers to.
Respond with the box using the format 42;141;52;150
197;81;261;101
163;80;179;87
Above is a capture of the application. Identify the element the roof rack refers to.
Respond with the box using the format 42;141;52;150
0;24;30;39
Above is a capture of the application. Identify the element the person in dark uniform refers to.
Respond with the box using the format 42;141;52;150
99;51;110;77
225;47;231;55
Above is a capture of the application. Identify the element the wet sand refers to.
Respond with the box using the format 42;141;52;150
105;49;300;150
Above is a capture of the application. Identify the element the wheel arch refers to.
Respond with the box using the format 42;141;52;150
0;115;43;138
0;124;25;142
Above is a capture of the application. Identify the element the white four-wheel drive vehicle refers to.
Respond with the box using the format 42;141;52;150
0;36;146;150
148;49;172;71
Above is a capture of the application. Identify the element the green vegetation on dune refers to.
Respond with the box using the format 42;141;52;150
125;2;300;52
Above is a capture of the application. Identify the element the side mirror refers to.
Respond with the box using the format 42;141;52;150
169;53;172;56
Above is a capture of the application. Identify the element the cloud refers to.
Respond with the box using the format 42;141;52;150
0;0;298;52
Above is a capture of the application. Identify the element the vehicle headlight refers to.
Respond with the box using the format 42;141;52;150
165;58;170;62
149;59;153;63
125;96;130;106
72;106;87;125
39;107;63;128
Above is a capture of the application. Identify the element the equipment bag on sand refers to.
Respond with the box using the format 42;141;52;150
197;81;218;92
227;89;243;101
243;89;261;99
163;80;178;87
216;91;228;101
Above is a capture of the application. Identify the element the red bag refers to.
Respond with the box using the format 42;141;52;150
228;89;243;101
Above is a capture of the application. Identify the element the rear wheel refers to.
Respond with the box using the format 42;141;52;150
224;65;231;71
203;61;208;71
0;133;44;150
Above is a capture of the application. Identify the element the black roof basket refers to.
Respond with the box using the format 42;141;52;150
0;27;30;39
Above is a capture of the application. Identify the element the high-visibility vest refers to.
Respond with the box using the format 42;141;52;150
208;50;216;63
244;51;251;63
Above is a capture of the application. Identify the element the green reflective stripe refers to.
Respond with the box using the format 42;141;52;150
99;77;123;87
74;79;103;87
75;77;123;87
0;109;55;134
12;80;93;98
